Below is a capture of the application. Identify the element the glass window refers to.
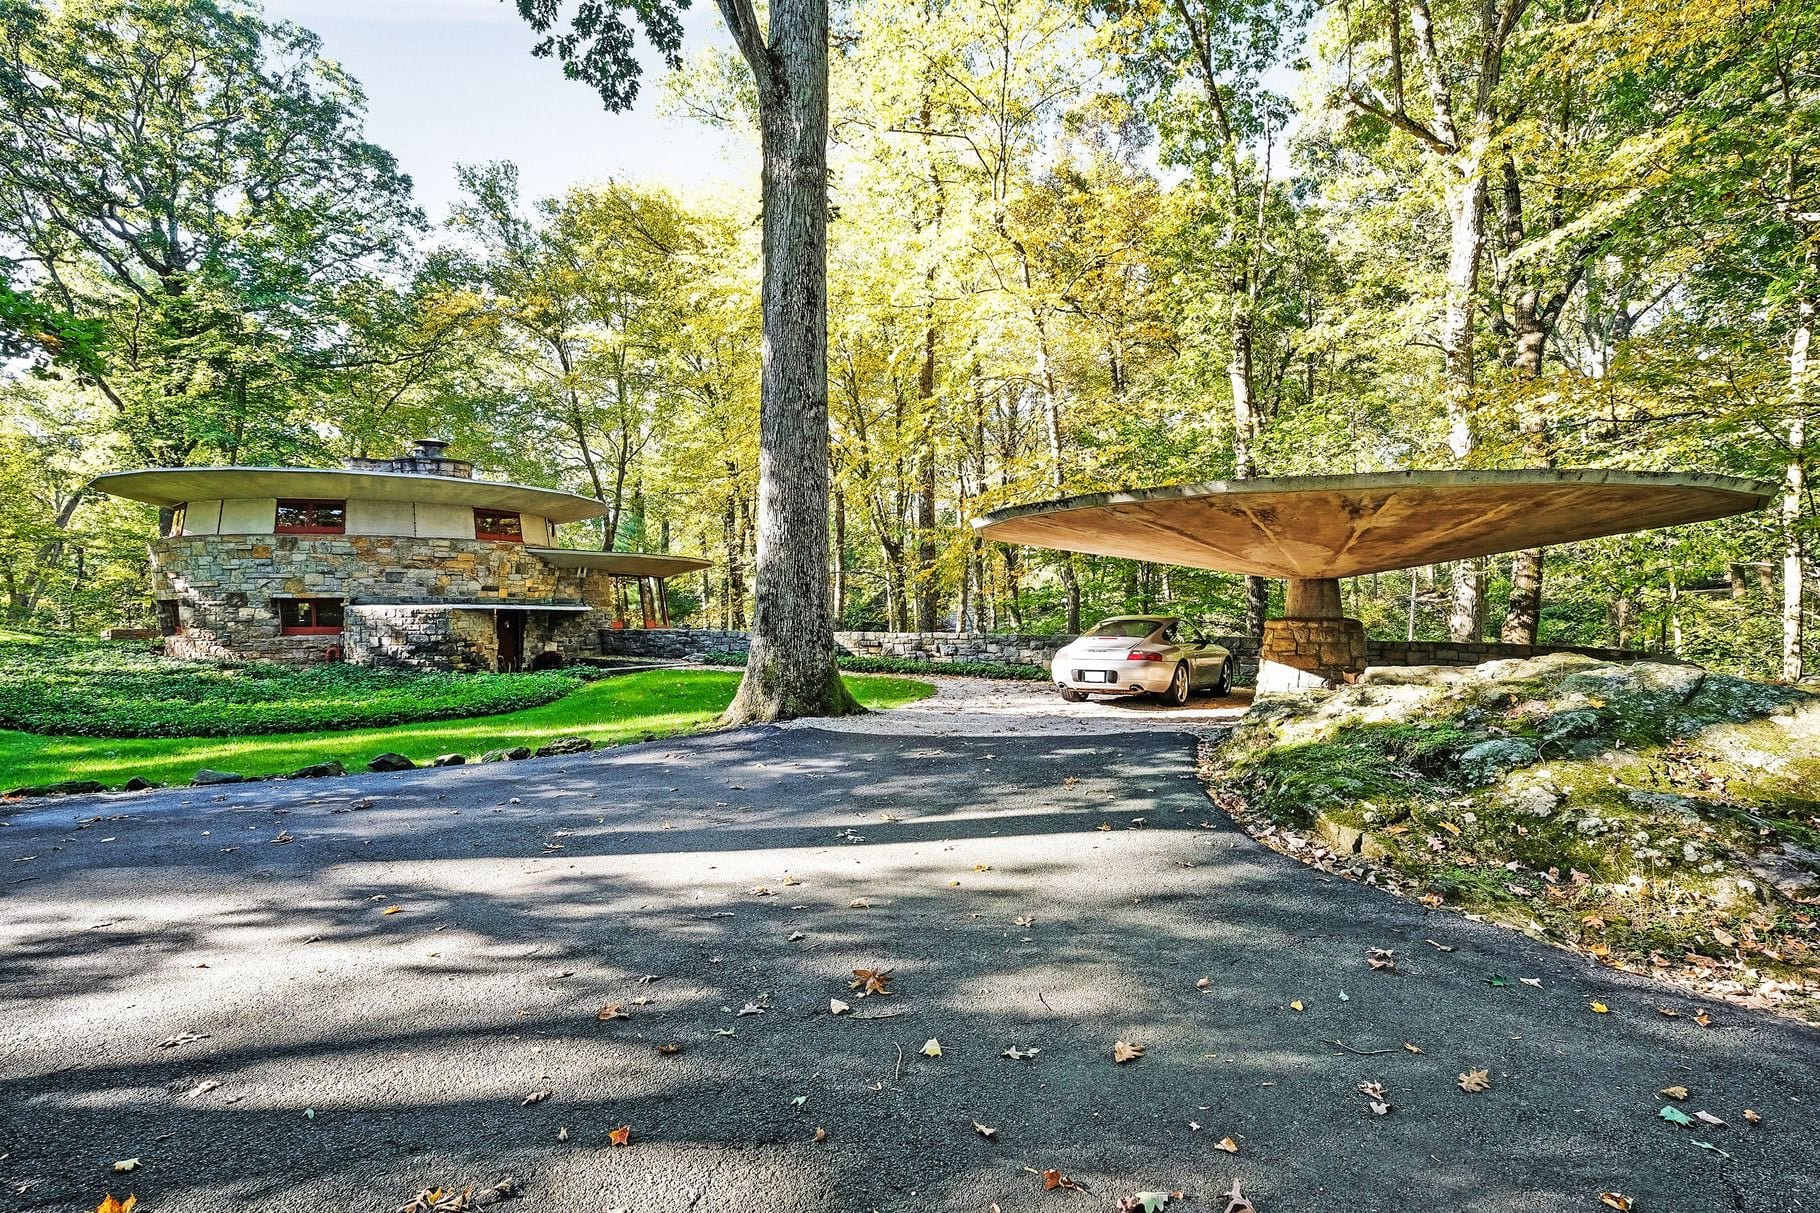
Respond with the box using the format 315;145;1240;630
275;499;346;534
474;508;524;542
277;598;344;634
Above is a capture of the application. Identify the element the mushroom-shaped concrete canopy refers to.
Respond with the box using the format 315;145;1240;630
971;469;1776;580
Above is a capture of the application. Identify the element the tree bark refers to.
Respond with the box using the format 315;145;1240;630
719;0;857;722
1784;280;1812;681
1443;167;1489;642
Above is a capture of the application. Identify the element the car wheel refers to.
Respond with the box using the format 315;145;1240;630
1165;663;1189;707
1216;660;1233;697
1060;688;1086;703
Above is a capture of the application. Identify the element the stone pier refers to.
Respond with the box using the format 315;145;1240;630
1256;577;1367;693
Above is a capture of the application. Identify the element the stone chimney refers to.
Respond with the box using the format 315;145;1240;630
345;438;475;479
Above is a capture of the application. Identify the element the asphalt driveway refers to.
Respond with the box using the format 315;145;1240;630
2;726;1815;1212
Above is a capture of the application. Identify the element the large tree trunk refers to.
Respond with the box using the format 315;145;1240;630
720;0;857;722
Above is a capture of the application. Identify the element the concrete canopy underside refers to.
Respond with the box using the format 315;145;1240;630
528;548;712;578
972;469;1776;580
92;467;608;524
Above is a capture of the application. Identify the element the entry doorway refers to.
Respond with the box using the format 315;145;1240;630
496;611;524;672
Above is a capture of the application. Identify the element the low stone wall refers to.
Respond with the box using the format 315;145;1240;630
602;628;1266;684
1364;639;1663;667
344;605;500;672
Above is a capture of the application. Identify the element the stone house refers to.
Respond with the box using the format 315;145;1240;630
93;440;708;672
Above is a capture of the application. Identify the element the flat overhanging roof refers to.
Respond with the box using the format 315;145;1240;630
91;467;608;524
348;602;593;612
972;469;1777;580
529;548;711;577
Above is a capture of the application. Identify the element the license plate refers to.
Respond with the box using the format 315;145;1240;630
1078;670;1111;683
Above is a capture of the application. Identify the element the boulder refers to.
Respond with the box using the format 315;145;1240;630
288;760;347;780
122;776;159;792
1456;738;1539;785
535;737;592;758
191;769;245;786
478;746;533;763
505;746;533;761
366;752;417;773
431;753;467;767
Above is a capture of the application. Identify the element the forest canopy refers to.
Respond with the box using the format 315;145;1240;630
2;0;1815;679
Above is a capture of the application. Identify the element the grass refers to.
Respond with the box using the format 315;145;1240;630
0;630;582;737
0;669;933;790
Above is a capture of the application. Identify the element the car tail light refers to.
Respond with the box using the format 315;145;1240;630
1127;649;1166;661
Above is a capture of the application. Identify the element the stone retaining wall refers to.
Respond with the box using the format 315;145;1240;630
1364;639;1663;667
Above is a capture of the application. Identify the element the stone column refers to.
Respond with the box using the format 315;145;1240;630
1257;576;1367;693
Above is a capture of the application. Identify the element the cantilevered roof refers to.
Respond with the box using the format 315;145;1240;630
529;548;712;578
91;467;608;524
973;469;1776;580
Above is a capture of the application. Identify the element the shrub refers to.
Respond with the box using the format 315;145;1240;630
0;632;584;738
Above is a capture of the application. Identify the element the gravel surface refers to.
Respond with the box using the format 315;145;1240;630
3;722;1815;1212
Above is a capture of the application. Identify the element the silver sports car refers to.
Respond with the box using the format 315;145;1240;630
1050;616;1234;705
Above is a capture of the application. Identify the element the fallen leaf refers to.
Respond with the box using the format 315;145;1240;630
597;1003;629;1021
1599;1194;1632;1211
382;906;402;915
813;1126;828;1143
974;864;992;872
1015;916;1035;928
850;967;894;997
1659;1106;1693;1126
522;1089;551;1106
1113;1040;1145;1063
155;1032;209;1049
791;1095;808;1107
1692;1139;1732;1159
184;1079;220;1099
95;1197;137;1213
1693;1110;1727;1127
848;898;870;909
1591;1002;1610;1014
1221;1179;1255;1213
608;1124;631;1147
1424;938;1454;951
829;999;850;1016
1289;1000;1304;1012
1196;977;1211;991
1519;978;1543;989
1458;1069;1491;1093
737;1001;765;1017
656;1043;683;1056
973;1120;998;1139
1693;1011;1712;1028
1656;1007;1680;1018
1402;1043;1423;1054
1041;1169;1082;1192
1002;1045;1041;1060
1743;1108;1762;1125
1438;819;1461;835
112;1159;139;1174
1487;974;1508;988
1117;1194;1173;1213
713;1028;735;1037
1659;1086;1689;1100
1215;1136;1239;1154
788;931;806;941
1365;947;1397;972
922;1039;943;1057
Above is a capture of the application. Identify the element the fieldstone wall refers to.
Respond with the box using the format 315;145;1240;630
1259;618;1368;692
152;533;597;665
1364;638;1665;666
344;606;500;672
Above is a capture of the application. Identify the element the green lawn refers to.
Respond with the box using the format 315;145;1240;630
0;669;932;790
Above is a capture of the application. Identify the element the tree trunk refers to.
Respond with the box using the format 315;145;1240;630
1784;281;1812;681
832;485;847;624
721;0;857;722
1443;168;1489;642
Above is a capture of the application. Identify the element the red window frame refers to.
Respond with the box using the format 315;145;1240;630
277;598;345;635
275;499;347;535
473;508;524;543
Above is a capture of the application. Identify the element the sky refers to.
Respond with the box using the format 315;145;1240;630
265;0;747;221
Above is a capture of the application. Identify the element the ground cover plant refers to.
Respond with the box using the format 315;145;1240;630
0;666;932;790
0;630;584;737
1210;653;1820;1017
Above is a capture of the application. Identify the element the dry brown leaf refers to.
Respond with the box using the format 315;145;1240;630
1693;1110;1727;1127
1659;1085;1689;1100
522;1089;551;1106
607;1124;631;1147
1215;1136;1239;1154
1402;1043;1423;1054
1365;947;1397;972
1694;1010;1712;1028
1458;1069;1491;1093
1041;1169;1082;1192
556;1126;569;1142
973;1120;998;1139
1599;1194;1632;1211
96;1197;137;1213
850;967;894;996
597;1003;629;1021
848;898;870;909
813;1126;828;1143
656;1043;682;1056
1743;1108;1762;1125
1112;1040;1145;1063
382;906;402;916
111;1160;138;1174
1221;1179;1254;1213
1015;916;1035;927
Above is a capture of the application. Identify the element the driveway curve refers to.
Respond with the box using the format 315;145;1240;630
1;716;1814;1212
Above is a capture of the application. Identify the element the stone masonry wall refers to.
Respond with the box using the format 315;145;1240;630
153;533;592;665
343;606;500;672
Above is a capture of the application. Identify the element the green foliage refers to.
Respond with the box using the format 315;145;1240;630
701;649;1049;681
0;667;933;789
0;632;582;738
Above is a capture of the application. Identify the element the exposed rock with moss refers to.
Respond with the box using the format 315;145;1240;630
1211;653;1820;1016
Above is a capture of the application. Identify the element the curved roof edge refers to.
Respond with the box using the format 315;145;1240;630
91;466;608;524
530;548;712;577
972;468;1778;532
